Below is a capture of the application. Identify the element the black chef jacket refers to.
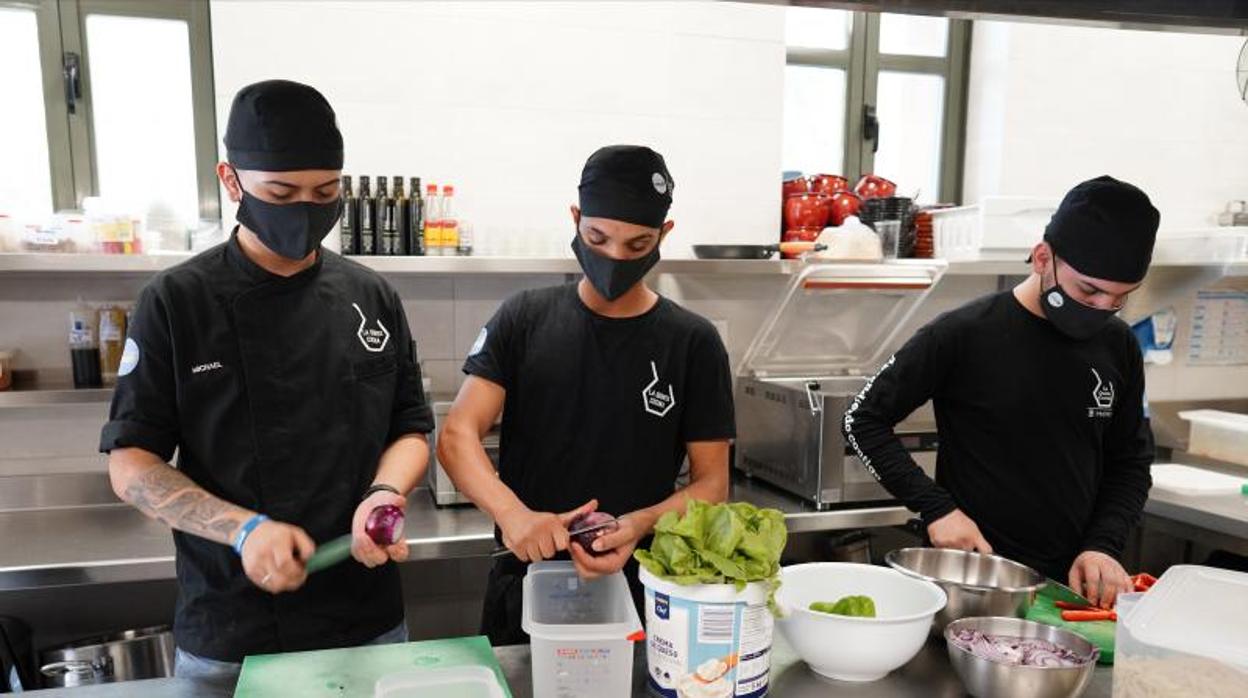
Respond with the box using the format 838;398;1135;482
843;291;1154;580
463;283;736;644
100;230;433;662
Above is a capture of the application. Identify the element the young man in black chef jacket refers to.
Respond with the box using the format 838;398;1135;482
100;80;433;685
845;176;1158;609
437;146;736;645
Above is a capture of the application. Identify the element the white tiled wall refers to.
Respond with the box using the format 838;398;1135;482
208;0;786;259
963;20;1248;229
961;20;1248;400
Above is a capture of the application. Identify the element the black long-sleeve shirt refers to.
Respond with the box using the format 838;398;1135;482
843;291;1154;579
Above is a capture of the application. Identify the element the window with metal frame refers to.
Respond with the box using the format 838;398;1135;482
0;0;217;231
783;8;971;205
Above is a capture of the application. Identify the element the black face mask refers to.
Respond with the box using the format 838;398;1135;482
235;183;342;260
1041;258;1118;340
571;233;661;301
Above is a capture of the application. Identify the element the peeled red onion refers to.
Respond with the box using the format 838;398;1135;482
365;504;405;546
570;512;618;557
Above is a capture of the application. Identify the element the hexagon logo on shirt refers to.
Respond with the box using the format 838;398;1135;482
1087;367;1115;418
352;302;391;353
642;360;676;418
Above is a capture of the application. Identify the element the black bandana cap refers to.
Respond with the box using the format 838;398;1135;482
224;80;343;172
1041;175;1159;283
578;145;674;229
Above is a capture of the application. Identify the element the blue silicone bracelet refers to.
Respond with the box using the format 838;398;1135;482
233;514;269;556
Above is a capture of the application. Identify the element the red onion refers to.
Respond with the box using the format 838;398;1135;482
365;504;405;546
950;629;1090;668
570;512;618;557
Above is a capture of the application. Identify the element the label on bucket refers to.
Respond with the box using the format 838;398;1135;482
644;587;771;698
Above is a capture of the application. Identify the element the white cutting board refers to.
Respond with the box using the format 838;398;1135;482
1151;464;1247;496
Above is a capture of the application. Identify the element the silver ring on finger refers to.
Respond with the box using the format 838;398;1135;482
260;571;273;587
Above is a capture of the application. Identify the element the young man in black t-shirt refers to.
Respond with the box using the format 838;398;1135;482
845;176;1159;609
438;146;736;645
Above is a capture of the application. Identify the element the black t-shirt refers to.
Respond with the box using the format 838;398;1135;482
100;232;433;661
463;283;736;520
843;291;1154;580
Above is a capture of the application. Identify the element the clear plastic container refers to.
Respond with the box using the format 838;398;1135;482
521;561;643;698
1113;565;1248;697
930;196;1058;260
374;666;506;698
875;220;901;259
1179;410;1248;469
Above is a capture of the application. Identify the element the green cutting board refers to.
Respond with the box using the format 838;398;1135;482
234;635;512;697
1026;593;1116;665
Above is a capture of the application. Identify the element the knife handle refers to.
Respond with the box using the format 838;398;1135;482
305;534;354;574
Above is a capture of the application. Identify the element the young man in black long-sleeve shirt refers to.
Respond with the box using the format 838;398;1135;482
845;176;1159;608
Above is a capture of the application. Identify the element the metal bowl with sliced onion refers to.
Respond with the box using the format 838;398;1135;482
945;617;1098;698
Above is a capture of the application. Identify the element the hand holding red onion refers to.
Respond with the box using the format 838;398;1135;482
364;504;405;546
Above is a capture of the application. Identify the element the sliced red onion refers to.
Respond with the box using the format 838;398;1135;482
950;629;1090;668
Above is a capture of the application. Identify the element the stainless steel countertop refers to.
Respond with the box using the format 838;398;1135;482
1145;480;1248;541
1142;460;1248;557
5;460;1247;592
497;635;1112;698
20;631;1114;697
0;474;913;591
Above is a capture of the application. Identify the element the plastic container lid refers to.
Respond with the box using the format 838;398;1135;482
1150;464;1247;495
374;666;506;698
1120;565;1248;670
521;561;642;642
1179;409;1248;432
738;259;946;378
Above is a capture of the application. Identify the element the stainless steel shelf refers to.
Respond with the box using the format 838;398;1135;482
943;256;1248;276
0;252;192;272
0;252;797;276
0;474;911;591
0;387;112;408
3;252;1242;278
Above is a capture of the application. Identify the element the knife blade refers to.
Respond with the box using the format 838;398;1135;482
490;515;620;559
1043;578;1095;607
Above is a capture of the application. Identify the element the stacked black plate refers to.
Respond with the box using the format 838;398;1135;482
860;196;916;257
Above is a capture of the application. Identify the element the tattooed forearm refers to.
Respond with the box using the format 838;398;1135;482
123;464;246;544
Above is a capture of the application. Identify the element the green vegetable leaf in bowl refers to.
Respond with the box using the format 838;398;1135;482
634;499;789;614
809;595;877;618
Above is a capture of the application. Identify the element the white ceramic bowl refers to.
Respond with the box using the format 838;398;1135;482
775;562;948;682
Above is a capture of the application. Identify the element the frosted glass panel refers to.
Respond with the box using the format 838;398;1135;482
785;7;851;50
873;71;944;203
879;13;949;57
783;65;847;175
0;8;53;219
86;14;198;226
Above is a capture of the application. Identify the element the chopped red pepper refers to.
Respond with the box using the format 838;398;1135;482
1061;609;1117;622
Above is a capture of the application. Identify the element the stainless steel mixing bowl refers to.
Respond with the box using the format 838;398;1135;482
945;616;1098;698
885;547;1046;633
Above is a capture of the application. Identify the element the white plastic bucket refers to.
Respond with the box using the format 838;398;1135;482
639;568;774;698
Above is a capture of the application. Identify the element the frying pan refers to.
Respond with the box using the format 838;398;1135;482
693;242;824;260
